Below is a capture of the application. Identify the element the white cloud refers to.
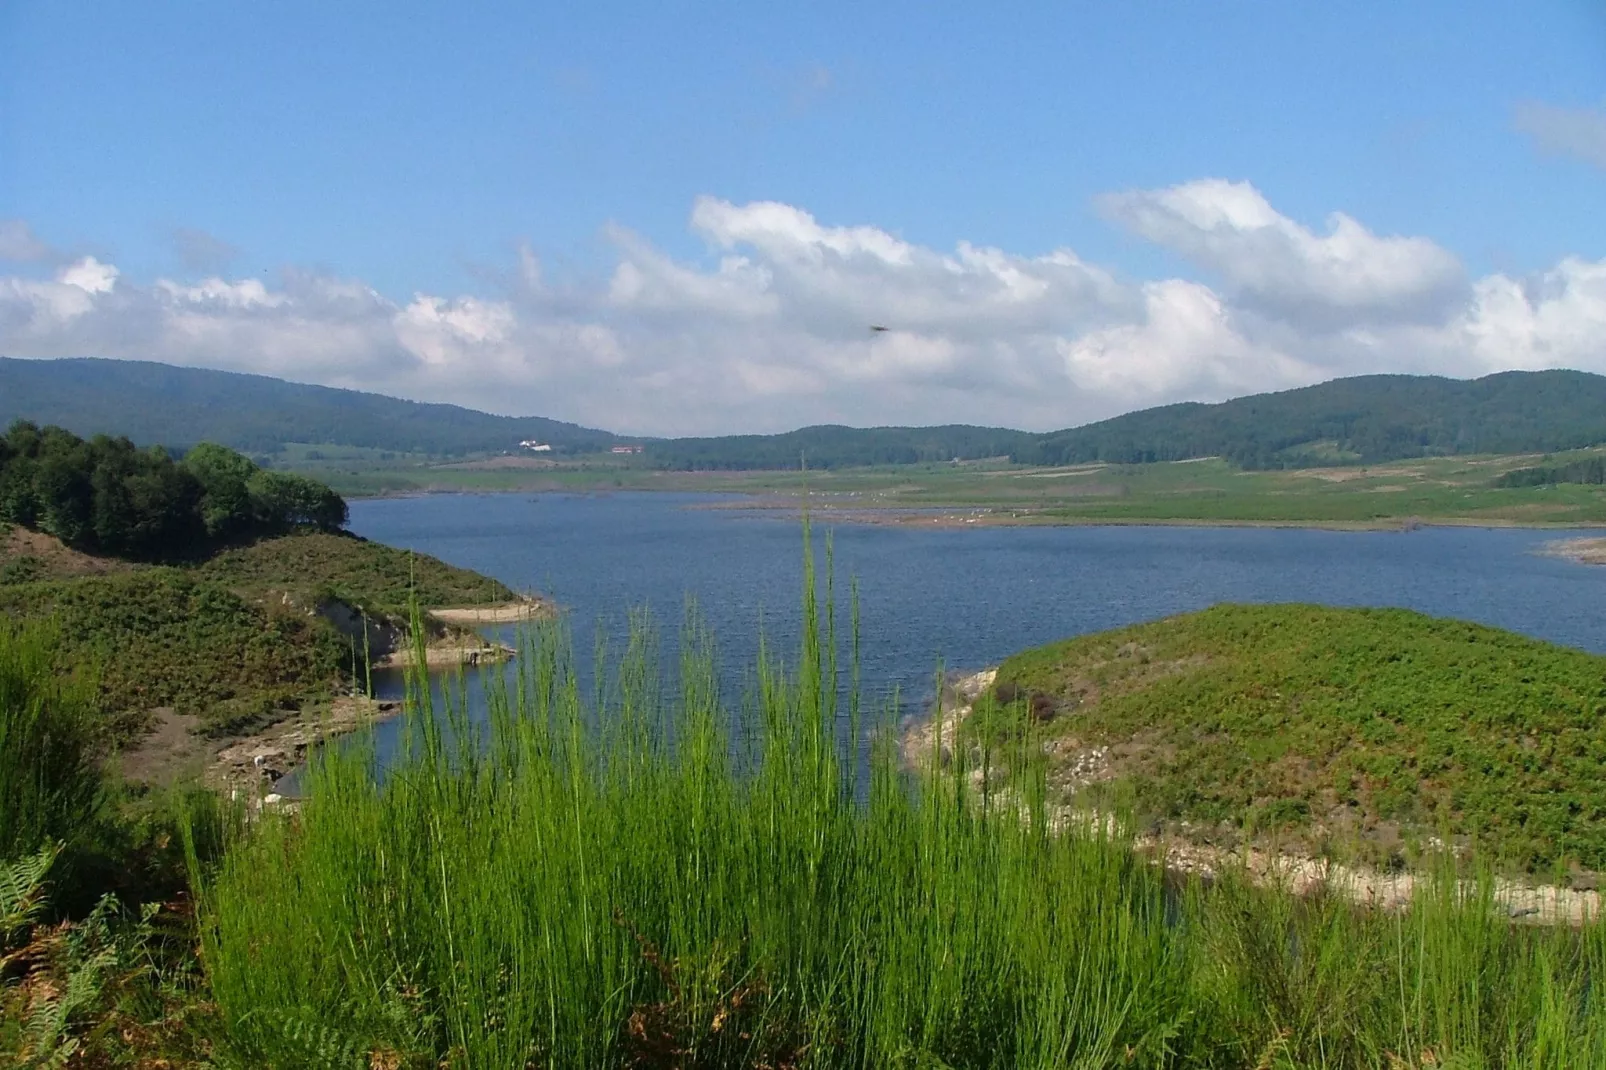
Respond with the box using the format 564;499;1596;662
1058;280;1314;401
1515;101;1606;171
1457;257;1606;371
1099;179;1466;325
0;186;1603;436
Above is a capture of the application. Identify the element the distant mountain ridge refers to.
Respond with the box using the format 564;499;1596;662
3;357;1605;469
0;357;619;455
1018;371;1606;469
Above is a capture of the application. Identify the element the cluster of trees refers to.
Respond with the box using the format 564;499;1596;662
0;422;347;561
1497;456;1606;488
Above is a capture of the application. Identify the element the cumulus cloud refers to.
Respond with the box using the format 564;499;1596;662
1;185;1604;435
1099;179;1467;325
1515;101;1606;171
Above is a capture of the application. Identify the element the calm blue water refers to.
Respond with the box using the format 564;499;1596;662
282;491;1606;788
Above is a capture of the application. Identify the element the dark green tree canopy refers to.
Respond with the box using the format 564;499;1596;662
0;421;347;561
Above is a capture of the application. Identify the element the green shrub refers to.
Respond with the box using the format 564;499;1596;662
0;570;349;738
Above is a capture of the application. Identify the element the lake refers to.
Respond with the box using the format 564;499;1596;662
347;491;1606;706
270;491;1606;791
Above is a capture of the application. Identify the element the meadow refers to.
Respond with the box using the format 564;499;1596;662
284;444;1606;528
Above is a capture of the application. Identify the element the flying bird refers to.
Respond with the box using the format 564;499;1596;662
869;324;889;332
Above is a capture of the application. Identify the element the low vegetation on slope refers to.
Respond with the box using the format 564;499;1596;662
987;604;1606;871
0;569;350;738
198;530;517;619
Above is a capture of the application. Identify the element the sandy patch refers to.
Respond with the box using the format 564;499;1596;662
117;696;404;794
1542;537;1606;565
209;695;400;791
375;639;515;669
429;598;555;625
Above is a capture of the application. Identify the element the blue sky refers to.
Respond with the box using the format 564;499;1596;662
2;1;1605;434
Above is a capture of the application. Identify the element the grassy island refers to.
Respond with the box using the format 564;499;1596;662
982;604;1606;872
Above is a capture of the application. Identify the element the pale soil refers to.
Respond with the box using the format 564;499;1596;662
209;695;399;791
428;598;555;625
115;709;210;786
1543;536;1606;565
904;669;1602;926
374;639;516;669
118;695;402;793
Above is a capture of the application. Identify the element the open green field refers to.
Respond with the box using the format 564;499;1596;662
281;443;1606;527
984;604;1606;872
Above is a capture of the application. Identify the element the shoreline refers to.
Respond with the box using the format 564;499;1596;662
428;597;556;625
1541;536;1606;565
198;695;404;793
904;668;1602;926
374;639;516;669
341;484;1606;533
699;497;1606;533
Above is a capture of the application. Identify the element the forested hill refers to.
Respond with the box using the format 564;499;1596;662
643;370;1606;470
1018;370;1606;468
6;358;1606;470
0;357;619;455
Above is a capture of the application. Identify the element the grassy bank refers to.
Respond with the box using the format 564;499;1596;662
182;544;1606;1068
0;530;526;749
986;604;1606;873
283;445;1606;528
0;568;350;738
199;530;518;619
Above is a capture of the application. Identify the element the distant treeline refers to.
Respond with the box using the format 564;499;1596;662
11;359;1606;474
644;425;1038;471
1497;457;1606;488
645;371;1606;471
0;422;347;561
1016;371;1606;469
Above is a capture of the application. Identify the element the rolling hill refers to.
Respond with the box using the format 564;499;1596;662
1019;370;1606;468
5;357;1606;471
988;604;1606;869
0;357;619;455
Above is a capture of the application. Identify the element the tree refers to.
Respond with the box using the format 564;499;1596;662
246;470;348;531
182;442;258;539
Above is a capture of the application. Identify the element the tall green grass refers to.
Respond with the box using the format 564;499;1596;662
191;532;1606;1068
0;617;103;864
